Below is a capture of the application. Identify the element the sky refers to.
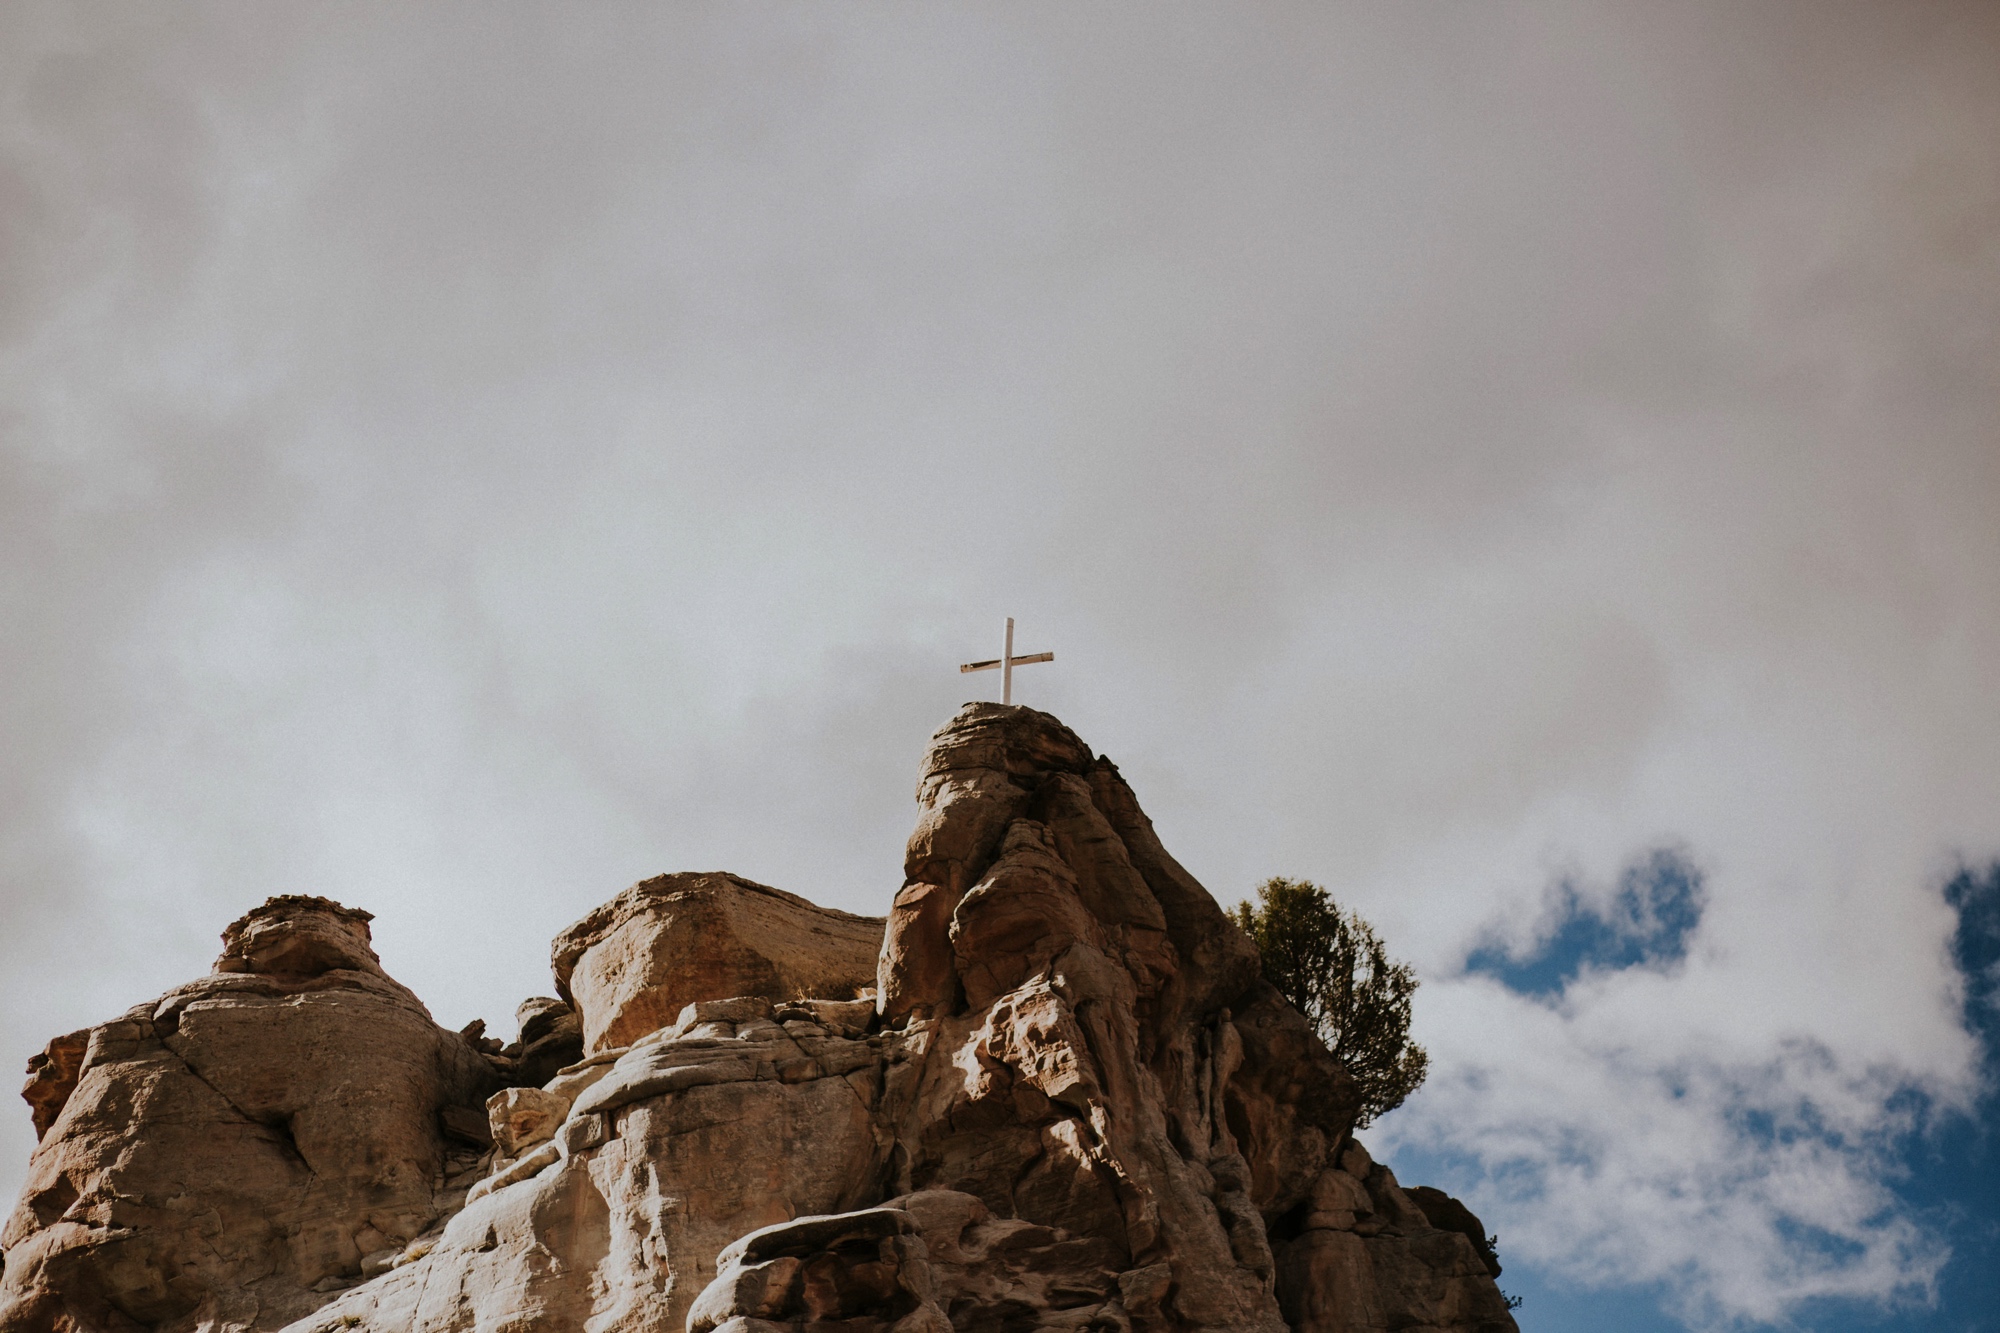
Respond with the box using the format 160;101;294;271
3;4;1998;1329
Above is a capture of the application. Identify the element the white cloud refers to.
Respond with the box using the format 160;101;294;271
3;7;1998;1327
1382;964;1959;1327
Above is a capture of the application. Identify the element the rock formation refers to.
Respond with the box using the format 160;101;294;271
2;705;1517;1333
0;897;500;1333
552;872;883;1056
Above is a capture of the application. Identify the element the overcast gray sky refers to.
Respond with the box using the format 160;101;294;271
4;4;1998;1328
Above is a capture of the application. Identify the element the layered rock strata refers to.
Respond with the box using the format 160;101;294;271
3;705;1517;1333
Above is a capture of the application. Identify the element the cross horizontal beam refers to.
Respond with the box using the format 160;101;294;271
960;651;1053;673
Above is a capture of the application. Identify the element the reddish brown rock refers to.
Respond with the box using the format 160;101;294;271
870;707;1322;1330
685;1204;937;1333
0;898;499;1333
1273;1145;1516;1333
552;872;883;1054
1407;1186;1504;1279
506;996;584;1088
878;706;1096;1023
292;995;894;1333
19;1031;86;1142
4;704;1515;1333
211;894;382;977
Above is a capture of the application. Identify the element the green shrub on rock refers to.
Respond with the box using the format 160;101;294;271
1233;877;1429;1126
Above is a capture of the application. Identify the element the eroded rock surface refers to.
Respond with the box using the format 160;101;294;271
507;996;585;1088
289;994;894;1333
553;872;884;1054
4;705;1516;1333
0;897;500;1333
1271;1141;1515;1333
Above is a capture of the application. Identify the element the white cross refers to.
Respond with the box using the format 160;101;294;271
960;617;1053;705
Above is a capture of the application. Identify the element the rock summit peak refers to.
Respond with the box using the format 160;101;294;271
215;894;383;979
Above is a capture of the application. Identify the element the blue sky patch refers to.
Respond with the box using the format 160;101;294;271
1419;858;2000;1332
1464;846;1705;998
1946;862;2000;1050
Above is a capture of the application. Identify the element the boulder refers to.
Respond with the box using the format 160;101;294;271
19;1031;86;1142
508;996;585;1087
0;896;499;1333
552;872;883;1054
485;1087;569;1157
686;1206;938;1333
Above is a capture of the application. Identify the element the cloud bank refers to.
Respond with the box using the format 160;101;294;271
3;4;1997;1326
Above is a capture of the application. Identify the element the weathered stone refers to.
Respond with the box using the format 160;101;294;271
510;996;585;1088
464;1139;560;1204
896;1191;1124;1328
486;1086;569;1156
3;703;1515;1333
553;872;883;1054
19;1030;86;1142
292;999;892;1333
1224;983;1350;1218
1407;1187;1503;1278
878;705;1097;1025
440;1103;494;1149
0;896;498;1333
1272;1160;1516;1333
690;1194;1139;1333
788;998;876;1039
1277;1223;1513;1333
1299;1163;1375;1231
687;1207;933;1333
211;895;382;977
515;997;572;1045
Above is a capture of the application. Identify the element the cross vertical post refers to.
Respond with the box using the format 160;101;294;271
1003;617;1015;705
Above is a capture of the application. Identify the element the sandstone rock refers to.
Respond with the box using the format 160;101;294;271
485;1087;569;1156
552;872;883;1054
0;896;499;1333
19;1031;86;1142
878;706;1094;1023
5;703;1515;1333
439;1103;494;1149
688;1191;1152;1333
290;995;895;1333
1299;1161;1374;1231
509;997;585;1088
211;895;382;977
687;1206;936;1333
865;708;1345;1330
897;1184;1167;1331
1405;1187;1503;1279
781;998;876;1039
515;996;571;1041
1271;1159;1516;1333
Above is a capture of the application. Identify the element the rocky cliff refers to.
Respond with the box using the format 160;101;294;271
1;704;1517;1333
